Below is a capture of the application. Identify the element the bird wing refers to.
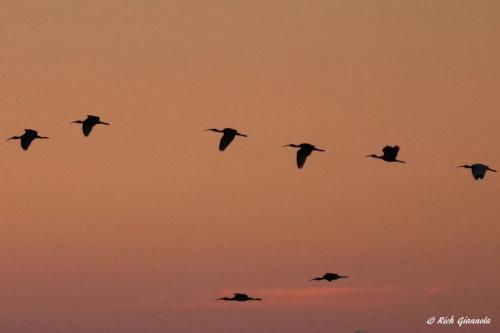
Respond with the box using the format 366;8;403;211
296;148;311;169
82;122;95;137
20;136;33;150
383;145;399;159
392;145;400;156
472;165;486;180
219;132;235;151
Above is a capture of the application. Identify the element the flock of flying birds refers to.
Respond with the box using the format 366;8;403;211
6;118;497;302
205;127;497;181
6;119;497;180
7;115;109;149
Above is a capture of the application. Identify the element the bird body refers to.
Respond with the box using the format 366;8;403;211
458;163;497;180
206;128;247;151
366;145;405;163
310;273;348;282
7;129;49;150
284;143;325;169
71;115;110;137
215;293;262;302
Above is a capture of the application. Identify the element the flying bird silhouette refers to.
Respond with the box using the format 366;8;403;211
7;129;49;150
283;143;325;169
458;163;497;180
206;128;247;151
310;273;348;282
215;293;262;302
366;145;406;163
71;115;110;137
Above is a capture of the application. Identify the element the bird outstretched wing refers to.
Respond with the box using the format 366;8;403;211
21;137;33;150
219;132;235;151
383;145;399;159
472;165;486;180
82;122;95;137
296;148;311;169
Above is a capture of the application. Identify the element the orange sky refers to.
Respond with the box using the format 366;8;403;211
0;1;499;332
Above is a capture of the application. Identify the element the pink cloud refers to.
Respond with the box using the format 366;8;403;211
203;285;405;308
252;286;358;306
123;284;451;310
421;286;449;296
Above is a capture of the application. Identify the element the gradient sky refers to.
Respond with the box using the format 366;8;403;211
1;1;499;332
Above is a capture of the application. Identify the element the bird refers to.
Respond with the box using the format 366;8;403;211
366;145;406;163
310;273;348;282
458;164;497;180
283;143;325;169
206;128;247;151
71;115;110;137
7;129;49;150
215;293;262;302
